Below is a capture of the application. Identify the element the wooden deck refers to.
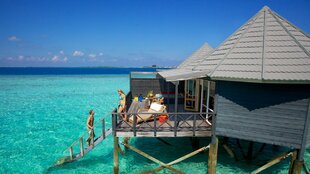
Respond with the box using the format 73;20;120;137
113;112;213;137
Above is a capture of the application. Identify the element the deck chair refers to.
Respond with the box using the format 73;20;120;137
129;103;166;123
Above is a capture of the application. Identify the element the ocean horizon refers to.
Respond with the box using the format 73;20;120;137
0;67;162;75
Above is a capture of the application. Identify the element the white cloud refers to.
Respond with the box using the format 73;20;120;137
63;57;68;62
60;50;64;55
7;57;14;61
8;36;20;41
89;54;96;58
99;52;103;56
52;55;60;62
18;55;24;60
73;50;84;57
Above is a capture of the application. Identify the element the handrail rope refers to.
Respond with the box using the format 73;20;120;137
63;112;114;153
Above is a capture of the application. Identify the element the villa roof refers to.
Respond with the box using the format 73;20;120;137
158;43;213;81
193;6;310;83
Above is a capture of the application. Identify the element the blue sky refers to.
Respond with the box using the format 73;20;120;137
0;0;309;67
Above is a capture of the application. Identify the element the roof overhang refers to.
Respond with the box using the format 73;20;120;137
158;69;208;82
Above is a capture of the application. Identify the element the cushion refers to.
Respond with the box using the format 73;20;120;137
150;103;164;112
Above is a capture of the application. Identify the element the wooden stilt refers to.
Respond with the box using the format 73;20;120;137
288;151;297;174
142;145;210;174
303;162;310;174
117;144;124;155
69;146;73;160
251;151;294;174
223;144;237;160
122;143;184;174
113;136;119;174
208;138;218;174
291;160;303;174
123;137;129;150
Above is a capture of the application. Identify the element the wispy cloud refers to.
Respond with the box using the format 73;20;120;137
51;55;60;62
99;52;103;56
73;50;84;57
59;50;64;55
89;54;96;58
63;57;68;62
18;55;24;60
8;36;20;41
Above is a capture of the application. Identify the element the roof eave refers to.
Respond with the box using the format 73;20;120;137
210;76;310;84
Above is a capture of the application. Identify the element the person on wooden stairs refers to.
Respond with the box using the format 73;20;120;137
86;109;95;146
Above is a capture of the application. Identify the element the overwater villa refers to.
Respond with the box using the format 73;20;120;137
61;6;310;174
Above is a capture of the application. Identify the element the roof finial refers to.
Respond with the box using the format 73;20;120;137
262;5;270;11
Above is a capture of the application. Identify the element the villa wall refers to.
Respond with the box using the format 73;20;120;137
215;81;310;149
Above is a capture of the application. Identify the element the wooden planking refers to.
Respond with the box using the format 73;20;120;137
217;128;301;148
116;131;211;137
215;81;310;148
73;128;112;161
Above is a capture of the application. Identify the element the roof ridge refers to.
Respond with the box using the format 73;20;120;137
208;8;264;77
269;8;310;59
272;11;310;39
261;7;267;80
178;43;213;68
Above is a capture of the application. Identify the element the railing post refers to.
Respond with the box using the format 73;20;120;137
69;146;73;160
133;114;137;137
79;137;84;156
112;110;117;137
102;118;106;139
193;114;196;137
154;114;157;137
174;113;177;137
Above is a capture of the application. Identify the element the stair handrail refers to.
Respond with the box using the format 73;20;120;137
63;111;114;153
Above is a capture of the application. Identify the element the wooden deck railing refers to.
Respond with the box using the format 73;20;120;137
112;111;214;137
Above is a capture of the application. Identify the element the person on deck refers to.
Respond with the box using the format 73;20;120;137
86;109;95;146
117;89;127;121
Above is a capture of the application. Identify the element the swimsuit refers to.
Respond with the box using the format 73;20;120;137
119;96;125;107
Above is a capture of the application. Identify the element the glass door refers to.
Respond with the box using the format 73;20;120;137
184;79;200;111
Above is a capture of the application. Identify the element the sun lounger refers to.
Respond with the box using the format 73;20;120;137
129;103;166;123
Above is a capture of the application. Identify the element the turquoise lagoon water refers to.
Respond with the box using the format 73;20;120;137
0;75;309;174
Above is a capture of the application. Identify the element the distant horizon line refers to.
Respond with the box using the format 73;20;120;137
0;66;172;69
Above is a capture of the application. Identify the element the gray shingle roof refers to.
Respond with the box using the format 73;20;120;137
178;43;214;69
158;43;213;81
194;6;310;83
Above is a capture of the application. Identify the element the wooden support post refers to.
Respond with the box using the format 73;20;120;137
174;81;179;112
303;162;310;174
223;144;237;160
102;118;106;139
79;137;84;156
154;114;157;137
289;150;297;174
251;151;293;174
133;114;137;136
208;138;218;174
290;160;303;174
193;114;196;137
142;145;210;174
113;136;119;174
123;143;184;174
69;146;73;160
112;111;117;137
